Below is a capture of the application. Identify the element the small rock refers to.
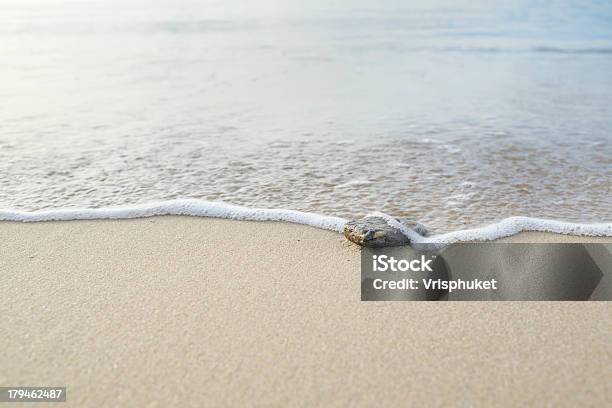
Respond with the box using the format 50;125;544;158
343;216;429;248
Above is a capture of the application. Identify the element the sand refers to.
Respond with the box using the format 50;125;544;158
1;216;611;407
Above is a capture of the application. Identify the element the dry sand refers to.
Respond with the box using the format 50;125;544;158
1;216;611;407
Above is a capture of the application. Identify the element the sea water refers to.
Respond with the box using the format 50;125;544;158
1;0;611;233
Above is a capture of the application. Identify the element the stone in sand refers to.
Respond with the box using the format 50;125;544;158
343;216;429;248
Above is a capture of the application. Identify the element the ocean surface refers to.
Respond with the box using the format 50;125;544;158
1;0;611;232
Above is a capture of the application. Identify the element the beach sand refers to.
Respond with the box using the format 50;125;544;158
1;216;611;407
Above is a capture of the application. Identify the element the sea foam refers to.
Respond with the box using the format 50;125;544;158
372;212;612;245
0;199;611;244
0;199;346;232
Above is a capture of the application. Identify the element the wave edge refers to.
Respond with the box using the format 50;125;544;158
1;199;611;244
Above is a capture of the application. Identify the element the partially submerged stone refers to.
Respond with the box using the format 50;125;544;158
344;216;429;248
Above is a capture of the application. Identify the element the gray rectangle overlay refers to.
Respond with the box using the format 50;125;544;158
0;387;66;403
362;243;612;301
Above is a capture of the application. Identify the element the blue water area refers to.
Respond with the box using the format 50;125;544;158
1;0;611;231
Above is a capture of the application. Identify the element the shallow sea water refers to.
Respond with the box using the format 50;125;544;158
1;0;611;232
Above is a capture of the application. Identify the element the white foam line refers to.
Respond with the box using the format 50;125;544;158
372;212;612;246
0;199;347;233
1;200;610;244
